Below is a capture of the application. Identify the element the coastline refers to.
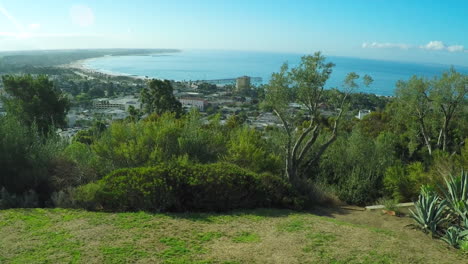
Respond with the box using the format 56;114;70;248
61;49;183;80
64;57;149;80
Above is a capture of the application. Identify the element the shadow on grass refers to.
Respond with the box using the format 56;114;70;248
165;205;356;222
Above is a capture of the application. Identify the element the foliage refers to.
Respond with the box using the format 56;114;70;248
383;162;428;202
90;112;226;173
409;192;447;235
1;74;70;134
0;188;39;209
376;198;399;212
75;162;301;212
412;170;468;250
0;115;64;197
393;68;468;156
460;238;468;253
224;126;282;174
442;226;468;248
141;79;183;116
316;129;397;204
440;171;468;222
264;52;372;185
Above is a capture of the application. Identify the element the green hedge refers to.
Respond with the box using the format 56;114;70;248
76;162;302;212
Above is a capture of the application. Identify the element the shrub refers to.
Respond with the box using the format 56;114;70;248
410;192;447;236
442;227;468;248
72;182;105;210
75;162;301;212
384;162;428;202
0;116;64;196
0;187;39;209
460;238;468;253
315;130;398;205
440;171;468;222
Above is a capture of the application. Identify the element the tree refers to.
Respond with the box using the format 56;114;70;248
88;87;105;98
1;75;70;134
141;79;183;117
264;52;372;186
127;105;142;122
394;68;467;156
431;68;468;152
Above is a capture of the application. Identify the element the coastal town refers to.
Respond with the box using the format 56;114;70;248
0;61;378;141
56;70;286;139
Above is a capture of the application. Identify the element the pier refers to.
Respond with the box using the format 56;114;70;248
195;77;263;85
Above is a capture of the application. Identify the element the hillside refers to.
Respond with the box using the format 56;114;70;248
0;207;465;264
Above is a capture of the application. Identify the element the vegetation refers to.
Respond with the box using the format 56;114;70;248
0;49;179;68
0;50;468;259
411;172;468;248
141;79;183;117
0;53;466;210
1;207;466;263
264;52;373;187
1;74;70;133
74;162;299;212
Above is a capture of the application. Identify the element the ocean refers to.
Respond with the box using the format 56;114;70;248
83;50;468;96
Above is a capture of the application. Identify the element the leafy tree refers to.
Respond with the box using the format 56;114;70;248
394;68;467;156
0;115;63;195
88;87;105;98
106;82;116;97
264;52;372;186
127;105;142;122
1;74;70;134
141;79;183;116
224;126;282;174
431;68;468;152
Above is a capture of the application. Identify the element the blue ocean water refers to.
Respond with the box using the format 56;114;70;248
84;50;468;96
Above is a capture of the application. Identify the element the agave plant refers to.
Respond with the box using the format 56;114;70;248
442;226;468;248
410;193;447;235
440;171;468;221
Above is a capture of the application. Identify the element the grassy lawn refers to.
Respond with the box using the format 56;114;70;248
0;207;465;264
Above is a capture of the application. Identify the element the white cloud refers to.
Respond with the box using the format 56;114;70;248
363;40;466;53
362;42;411;50
70;5;95;27
447;45;464;52
421;41;445;50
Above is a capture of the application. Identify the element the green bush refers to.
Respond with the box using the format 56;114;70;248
412;171;468;249
75;162;301;212
316;130;399;205
0;115;64;198
384;162;428;202
0;187;39;209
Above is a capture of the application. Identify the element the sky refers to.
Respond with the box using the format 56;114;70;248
0;0;468;66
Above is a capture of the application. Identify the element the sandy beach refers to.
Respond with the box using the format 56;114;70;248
63;57;148;80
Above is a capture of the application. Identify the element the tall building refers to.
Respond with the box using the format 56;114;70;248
236;76;251;92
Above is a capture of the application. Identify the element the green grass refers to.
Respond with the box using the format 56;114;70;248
0;208;465;263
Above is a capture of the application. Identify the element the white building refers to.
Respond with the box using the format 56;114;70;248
178;98;208;111
356;109;371;120
93;96;141;111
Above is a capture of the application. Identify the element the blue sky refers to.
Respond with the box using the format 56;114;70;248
1;0;467;66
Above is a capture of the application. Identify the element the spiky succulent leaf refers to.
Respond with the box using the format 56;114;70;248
442;227;462;247
410;193;447;235
440;171;468;220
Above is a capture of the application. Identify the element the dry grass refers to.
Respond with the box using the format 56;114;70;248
0;207;465;263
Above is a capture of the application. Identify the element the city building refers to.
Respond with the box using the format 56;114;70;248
178;97;208;111
93;96;141;111
356;109;371;120
236;76;251;92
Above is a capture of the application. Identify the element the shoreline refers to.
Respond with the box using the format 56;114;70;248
64;57;149;80
62;50;182;80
